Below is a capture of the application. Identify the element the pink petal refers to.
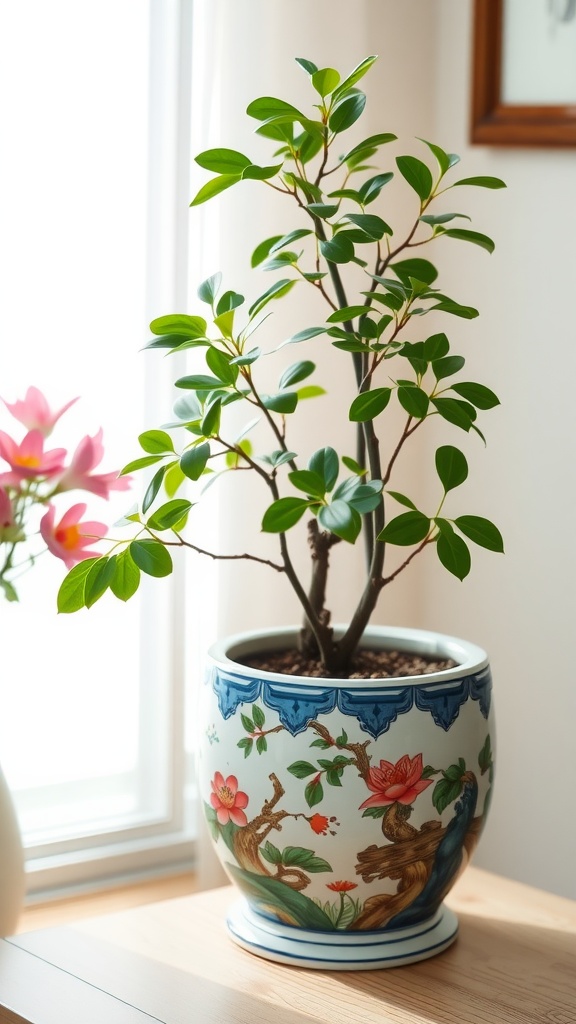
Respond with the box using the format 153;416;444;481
224;775;239;795
229;807;248;827
215;807;230;825
234;790;249;809
212;772;225;792
359;792;394;809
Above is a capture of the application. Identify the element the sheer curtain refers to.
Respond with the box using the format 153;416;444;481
0;0;205;897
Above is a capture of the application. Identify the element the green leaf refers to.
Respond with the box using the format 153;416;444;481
121;455;163;477
342;133;396;164
296;385;325;400
344;214;389;240
251;235;283;267
279;360;315;389
263;392;298;414
452;175;506;189
242;162;284;181
246;95;305;121
282;846;332;871
175;374;223;391
417;138;455;175
349;388;391;422
190;174;241;207
288;760;318;779
318;501;361;543
230;347;261;367
143;465;166;514
359;172;394;204
333;55;377;98
312;67;340;96
237;737;253;758
213;309;235;339
327;305;371;323
261;497;310;532
149;314;207;338
138;430;175;455
180;442;210;481
57;558;100;612
478;734;493;774
433;355;465;380
436;445;468;492
328;92;366;133
295;57;318;76
129;540;173;578
281;326;326;347
309;447;339;491
197;273;222;306
424;333;450;360
397;386;429;419
206;347;238;386
110;550;141;602
432;298;479;320
319;235;354;263
85;556;116;608
392;258;438;286
451;382;500;409
454;516;504;552
378;511;431;545
432;397;474;431
441;228;495;254
270;229;313;254
396;155;433;201
387;490;418;511
195;148;251;174
147;499;193;531
343;480;383;514
342;455;365;475
436;529;471;580
420;212;471;226
201;398;222;437
216;290;244;315
248;278;296;318
288;469;326;499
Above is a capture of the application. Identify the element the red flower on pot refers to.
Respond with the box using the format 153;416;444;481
359;753;432;810
210;772;249;826
327;880;358;893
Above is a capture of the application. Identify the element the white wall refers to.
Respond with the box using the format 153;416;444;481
192;0;576;899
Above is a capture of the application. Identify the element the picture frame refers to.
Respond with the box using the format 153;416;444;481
471;0;576;146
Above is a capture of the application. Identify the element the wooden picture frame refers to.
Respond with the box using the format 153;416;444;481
471;0;576;146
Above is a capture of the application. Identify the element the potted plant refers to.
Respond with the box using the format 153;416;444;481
59;55;505;968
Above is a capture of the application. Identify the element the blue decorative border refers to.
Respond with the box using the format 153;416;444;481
209;664;492;737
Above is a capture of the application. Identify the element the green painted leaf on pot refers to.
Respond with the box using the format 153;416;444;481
226;864;336;930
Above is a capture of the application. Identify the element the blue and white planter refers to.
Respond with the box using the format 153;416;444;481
198;625;494;970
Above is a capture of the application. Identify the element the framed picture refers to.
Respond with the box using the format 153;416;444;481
471;0;576;145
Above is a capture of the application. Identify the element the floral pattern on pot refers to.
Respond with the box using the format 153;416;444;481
201;692;494;932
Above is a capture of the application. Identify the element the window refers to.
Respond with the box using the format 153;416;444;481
0;0;201;896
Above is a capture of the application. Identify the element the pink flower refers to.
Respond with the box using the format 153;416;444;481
40;503;108;569
209;772;249;826
2;387;78;437
0;429;66;482
359;753;432;810
56;429;131;499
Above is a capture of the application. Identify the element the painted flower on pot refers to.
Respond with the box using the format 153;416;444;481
359;753;433;811
210;772;249;826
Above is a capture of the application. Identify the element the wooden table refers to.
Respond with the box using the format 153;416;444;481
0;867;574;1024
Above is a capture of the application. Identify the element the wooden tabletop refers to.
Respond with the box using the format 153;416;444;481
0;866;575;1024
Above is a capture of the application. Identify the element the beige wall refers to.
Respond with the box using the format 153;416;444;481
192;0;576;898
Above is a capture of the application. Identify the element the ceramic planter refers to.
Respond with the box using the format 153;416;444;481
198;625;494;970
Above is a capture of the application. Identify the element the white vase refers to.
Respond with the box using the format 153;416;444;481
0;764;25;935
198;625;495;970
